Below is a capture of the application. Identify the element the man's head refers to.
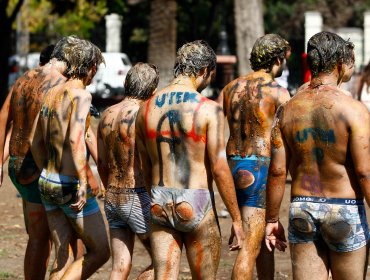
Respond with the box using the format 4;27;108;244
124;62;159;100
307;31;354;79
173;40;216;91
250;34;290;75
39;44;55;66
51;35;104;83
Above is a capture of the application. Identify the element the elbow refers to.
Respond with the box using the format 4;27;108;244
268;166;286;178
356;168;370;184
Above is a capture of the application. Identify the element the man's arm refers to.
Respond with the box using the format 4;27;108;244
0;89;13;186
135;104;152;195
85;126;101;196
69;90;91;212
348;103;370;205
29;113;47;171
206;103;244;250
265;105;289;252
96;120;108;188
86;126;98;164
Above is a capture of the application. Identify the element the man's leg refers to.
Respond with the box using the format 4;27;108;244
136;232;154;280
290;242;329;280
109;228;135;280
23;200;52;280
61;211;110;279
330;246;368;280
150;223;183;280
46;208;75;280
184;210;221;280
232;206;270;280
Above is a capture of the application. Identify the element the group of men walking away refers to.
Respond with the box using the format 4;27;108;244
0;30;369;280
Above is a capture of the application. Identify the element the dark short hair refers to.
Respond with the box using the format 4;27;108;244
39;44;55;66
124;62;159;100
250;34;290;71
52;35;104;79
307;31;354;77
174;40;216;78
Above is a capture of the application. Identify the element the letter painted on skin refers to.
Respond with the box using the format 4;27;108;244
155;92;199;108
295;128;336;143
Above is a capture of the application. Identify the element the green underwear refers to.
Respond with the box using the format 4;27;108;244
8;156;42;204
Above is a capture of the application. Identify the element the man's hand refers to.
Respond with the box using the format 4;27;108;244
70;187;87;212
228;220;245;251
86;166;99;196
265;220;287;252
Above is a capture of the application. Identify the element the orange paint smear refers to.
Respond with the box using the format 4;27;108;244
164;239;180;280
194;241;203;279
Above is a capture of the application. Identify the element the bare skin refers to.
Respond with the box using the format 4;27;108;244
265;58;370;279
31;75;110;279
136;70;244;280
0;62;66;280
218;63;290;280
0;59;101;278
97;98;154;280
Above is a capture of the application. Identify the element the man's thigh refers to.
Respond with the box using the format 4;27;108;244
184;210;221;280
69;211;109;251
330;245;368;280
110;228;135;267
23;200;49;238
150;223;183;280
290;242;329;280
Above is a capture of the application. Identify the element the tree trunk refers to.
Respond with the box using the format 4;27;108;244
148;0;177;88
0;0;24;106
234;0;264;75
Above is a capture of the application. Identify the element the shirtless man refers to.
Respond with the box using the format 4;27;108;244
0;38;102;279
31;37;109;279
265;31;370;280
218;34;290;280
0;42;72;280
135;40;244;279
97;62;159;279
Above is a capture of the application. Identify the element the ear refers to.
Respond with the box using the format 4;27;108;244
198;67;207;77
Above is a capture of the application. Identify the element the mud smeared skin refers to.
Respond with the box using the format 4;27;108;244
97;63;159;280
136;41;243;279
265;32;370;280
220;35;290;280
32;37;110;280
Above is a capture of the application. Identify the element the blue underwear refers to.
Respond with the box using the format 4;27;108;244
150;186;214;232
228;155;270;209
289;196;369;252
38;169;99;219
8;155;42;204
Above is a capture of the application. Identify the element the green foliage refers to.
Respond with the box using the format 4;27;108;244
50;0;107;38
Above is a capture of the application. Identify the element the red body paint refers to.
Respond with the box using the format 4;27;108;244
144;96;207;143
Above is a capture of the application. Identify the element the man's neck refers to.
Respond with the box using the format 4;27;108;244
171;75;198;91
310;73;338;88
48;58;67;75
255;69;274;80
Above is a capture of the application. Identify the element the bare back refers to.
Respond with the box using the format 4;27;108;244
98;100;144;188
39;80;91;177
137;85;223;190
9;66;65;182
280;85;368;198
222;71;290;157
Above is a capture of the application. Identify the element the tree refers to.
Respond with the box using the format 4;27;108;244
0;0;24;105
234;0;264;75
147;0;177;87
